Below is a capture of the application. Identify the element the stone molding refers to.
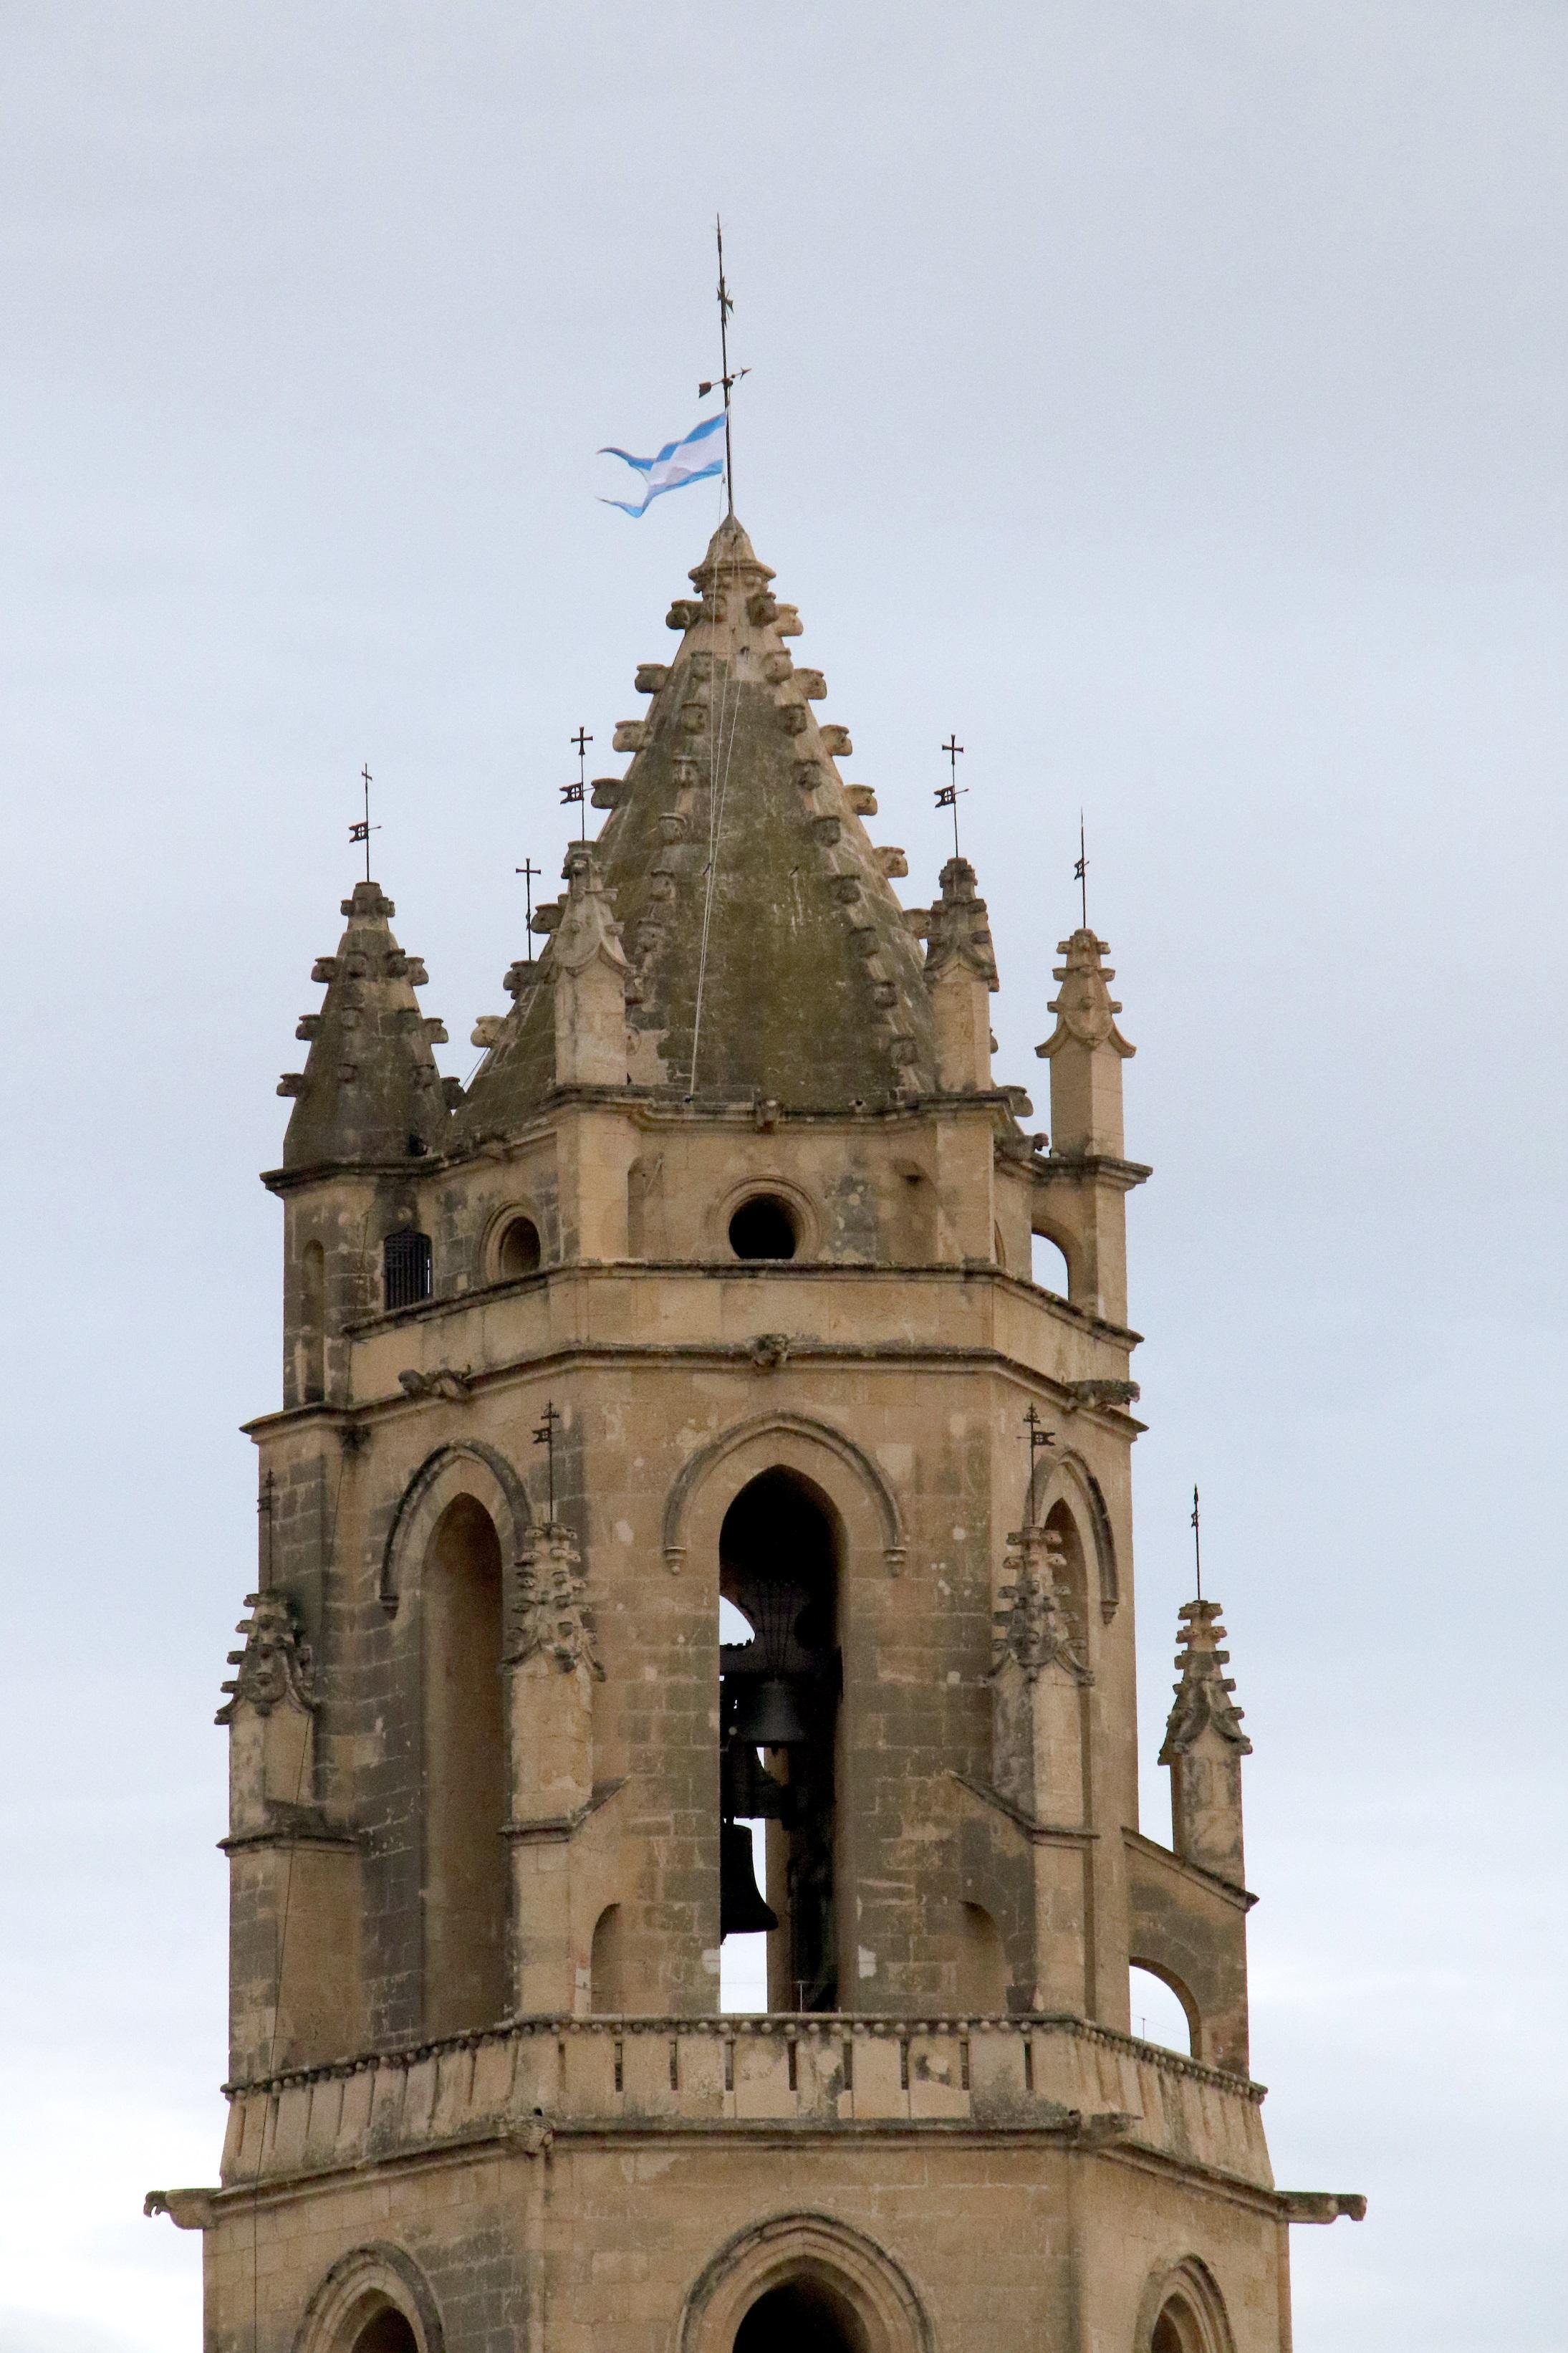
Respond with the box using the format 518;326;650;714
1026;1449;1122;1622
660;1409;907;1574
679;2210;935;2353
292;2241;446;2353
377;1438;532;1613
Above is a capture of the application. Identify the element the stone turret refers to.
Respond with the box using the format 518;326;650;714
1031;929;1143;1323
1159;1596;1252;1889
923;856;998;1091
276;881;453;1168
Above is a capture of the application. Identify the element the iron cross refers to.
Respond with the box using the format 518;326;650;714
515;857;542;936
1074;812;1089;929
1023;1406;1055;1515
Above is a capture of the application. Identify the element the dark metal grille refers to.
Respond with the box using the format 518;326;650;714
383;1228;432;1310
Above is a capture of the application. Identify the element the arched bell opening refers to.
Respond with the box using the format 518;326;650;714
718;1467;841;2014
733;2275;867;2353
422;1494;507;2036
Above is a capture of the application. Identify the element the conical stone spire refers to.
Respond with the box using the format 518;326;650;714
276;881;452;1167
457;517;938;1137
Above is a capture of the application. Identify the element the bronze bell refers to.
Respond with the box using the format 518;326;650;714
719;1819;779;1939
731;1674;808;1748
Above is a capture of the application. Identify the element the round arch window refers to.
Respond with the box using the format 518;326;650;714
496;1214;542;1280
728;1195;799;1261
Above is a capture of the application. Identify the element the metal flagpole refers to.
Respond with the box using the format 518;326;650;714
716;217;735;514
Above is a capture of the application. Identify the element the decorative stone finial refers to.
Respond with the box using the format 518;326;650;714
507;1523;603;1679
548;844;632;1088
216;1592;316;1725
1159;1596;1250;1892
1035;929;1134;1156
1159;1600;1251;1762
551;844;633;982
923;856;999;1091
925;858;999;987
991;1524;1090;1687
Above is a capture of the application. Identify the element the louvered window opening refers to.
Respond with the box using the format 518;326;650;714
383;1228;433;1310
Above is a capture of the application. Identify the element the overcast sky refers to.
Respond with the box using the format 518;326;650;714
2;5;1565;2348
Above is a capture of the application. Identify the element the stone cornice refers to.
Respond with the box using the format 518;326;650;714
262;1084;1035;1194
336;1257;1141;1348
223;2007;1264;2105
242;1336;1145;1445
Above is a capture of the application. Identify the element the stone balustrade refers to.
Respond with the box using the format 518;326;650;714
221;2013;1271;2196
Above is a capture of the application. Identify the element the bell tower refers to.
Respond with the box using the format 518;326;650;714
148;516;1362;2353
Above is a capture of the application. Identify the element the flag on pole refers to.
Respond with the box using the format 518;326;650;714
598;411;726;517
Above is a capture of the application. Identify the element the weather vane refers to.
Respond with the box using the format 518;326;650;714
1074;812;1089;928
349;762;380;882
935;735;968;858
1022;1405;1055;1515
697;216;749;514
534;1400;562;1522
560;726;591;840
1191;1485;1203;1601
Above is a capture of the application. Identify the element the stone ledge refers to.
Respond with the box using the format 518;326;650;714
218;2010;1273;2205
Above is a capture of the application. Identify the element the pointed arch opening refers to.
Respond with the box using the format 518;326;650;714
423;1495;507;2034
296;2246;443;2353
680;2211;933;2353
1137;2260;1234;2353
718;1468;841;2013
734;2276;867;2353
352;2312;420;2353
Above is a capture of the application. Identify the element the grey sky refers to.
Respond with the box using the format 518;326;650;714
2;4;1564;2346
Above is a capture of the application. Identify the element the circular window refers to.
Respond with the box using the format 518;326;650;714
496;1214;542;1280
729;1195;799;1261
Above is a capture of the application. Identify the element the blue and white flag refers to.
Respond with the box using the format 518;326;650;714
598;411;726;517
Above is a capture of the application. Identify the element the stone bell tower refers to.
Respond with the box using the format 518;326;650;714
148;516;1362;2352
